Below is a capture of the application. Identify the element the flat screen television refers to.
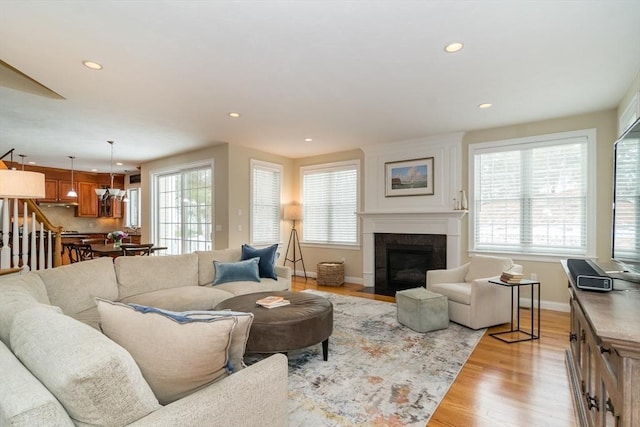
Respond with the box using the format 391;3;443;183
612;117;640;283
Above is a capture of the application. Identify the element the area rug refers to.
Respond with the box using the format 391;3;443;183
246;290;485;427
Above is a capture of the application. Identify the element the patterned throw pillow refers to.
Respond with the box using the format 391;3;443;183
241;244;279;280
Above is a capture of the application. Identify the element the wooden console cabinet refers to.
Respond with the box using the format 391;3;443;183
562;261;640;426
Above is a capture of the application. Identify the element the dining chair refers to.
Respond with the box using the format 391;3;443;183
68;243;94;263
76;243;95;262
122;245;152;256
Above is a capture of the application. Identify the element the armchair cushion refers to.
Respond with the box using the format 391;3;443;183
428;282;472;305
464;255;513;282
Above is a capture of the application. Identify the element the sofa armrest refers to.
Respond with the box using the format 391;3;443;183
128;354;288;427
426;263;469;287
275;265;292;280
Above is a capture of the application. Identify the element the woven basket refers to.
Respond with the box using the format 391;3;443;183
317;261;345;286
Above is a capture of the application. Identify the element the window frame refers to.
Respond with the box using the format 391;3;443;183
125;187;141;229
468;128;597;260
300;159;360;248
250;159;282;246
149;159;214;254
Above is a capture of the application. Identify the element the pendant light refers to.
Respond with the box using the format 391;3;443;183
94;140;124;200
66;156;78;197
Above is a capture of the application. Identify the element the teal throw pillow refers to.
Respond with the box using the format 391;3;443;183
241;244;278;280
213;257;261;285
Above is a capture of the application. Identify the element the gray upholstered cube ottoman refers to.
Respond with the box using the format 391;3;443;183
396;287;449;332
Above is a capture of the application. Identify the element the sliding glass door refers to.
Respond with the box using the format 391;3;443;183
154;165;213;254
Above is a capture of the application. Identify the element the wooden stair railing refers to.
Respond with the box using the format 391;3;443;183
0;161;63;273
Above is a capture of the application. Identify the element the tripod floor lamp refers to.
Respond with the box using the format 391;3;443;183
283;204;307;279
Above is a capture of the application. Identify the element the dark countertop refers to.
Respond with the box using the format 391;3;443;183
60;232;141;237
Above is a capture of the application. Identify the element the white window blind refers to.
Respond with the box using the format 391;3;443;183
471;131;594;256
251;160;282;244
301;161;358;245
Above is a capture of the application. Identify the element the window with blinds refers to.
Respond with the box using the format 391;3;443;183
251;160;282;245
470;130;595;256
301;160;359;246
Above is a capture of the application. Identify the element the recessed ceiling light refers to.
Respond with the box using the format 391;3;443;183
304;138;313;142
116;162;123;166
82;60;103;70
28;161;36;165
444;42;464;53
228;112;241;118
478;103;493;109
91;168;98;172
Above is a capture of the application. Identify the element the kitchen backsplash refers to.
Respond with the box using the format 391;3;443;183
39;206;124;232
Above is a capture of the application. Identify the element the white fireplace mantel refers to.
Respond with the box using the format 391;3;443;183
358;210;467;287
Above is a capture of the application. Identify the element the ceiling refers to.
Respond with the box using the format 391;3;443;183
1;1;639;174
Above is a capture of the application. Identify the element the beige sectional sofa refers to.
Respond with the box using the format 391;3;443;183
0;248;291;427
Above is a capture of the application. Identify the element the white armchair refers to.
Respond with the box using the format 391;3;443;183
426;255;522;330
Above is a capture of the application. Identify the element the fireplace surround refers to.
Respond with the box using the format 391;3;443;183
375;233;446;296
359;211;466;289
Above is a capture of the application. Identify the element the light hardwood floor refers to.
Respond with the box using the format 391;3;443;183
291;276;578;427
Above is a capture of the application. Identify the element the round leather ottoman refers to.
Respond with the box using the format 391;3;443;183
215;291;333;360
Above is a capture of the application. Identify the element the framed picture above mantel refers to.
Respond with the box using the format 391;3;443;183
385;157;434;197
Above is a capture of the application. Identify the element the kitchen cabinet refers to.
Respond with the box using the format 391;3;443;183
77;182;99;217
58;181;76;202
98;193;123;218
39;179;76;203
41;179;58;202
8;162;124;218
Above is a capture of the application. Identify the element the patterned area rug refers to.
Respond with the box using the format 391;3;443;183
247;290;485;427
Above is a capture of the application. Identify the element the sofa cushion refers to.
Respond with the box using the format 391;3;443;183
241;244;279;280
213;258;261;285
464;255;513;282
71;306;102;330
120;286;234;312
0;340;74;426
10;306;160;426
196;248;243;286
0;282;62;347
36;257;118;315
115;253;199;299
96;299;237;405
3;272;51;304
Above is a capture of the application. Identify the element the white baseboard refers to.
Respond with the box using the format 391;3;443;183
519;297;570;312
294;272;570;312
294;270;363;285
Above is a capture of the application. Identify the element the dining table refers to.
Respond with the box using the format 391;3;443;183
89;243;168;257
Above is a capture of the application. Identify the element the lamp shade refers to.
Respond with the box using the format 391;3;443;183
284;204;302;221
0;169;46;198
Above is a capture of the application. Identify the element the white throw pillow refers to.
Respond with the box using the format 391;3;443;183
96;299;238;405
464;255;513;282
